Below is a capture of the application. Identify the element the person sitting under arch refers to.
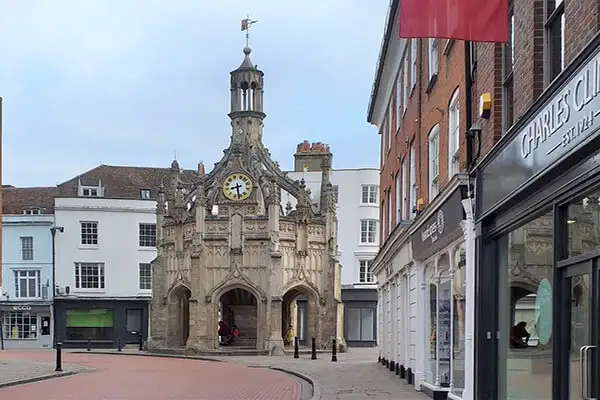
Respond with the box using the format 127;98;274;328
218;321;233;346
510;321;531;348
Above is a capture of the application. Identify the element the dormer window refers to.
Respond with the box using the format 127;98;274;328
23;208;44;215
140;189;151;199
79;186;103;197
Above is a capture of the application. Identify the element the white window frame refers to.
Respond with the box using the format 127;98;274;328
429;125;440;199
139;223;157;247
403;57;408;115
448;89;461;177
80;221;98;246
387;190;392;235
387;105;392;150
139;263;152;290
428;38;439;81
395;173;402;223
74;262;105;290
361;185;378;205
358;260;375;283
401;160;407;221
20;236;33;261
411;39;417;90
140;189;151;199
360;219;378;244
396;74;402;129
409;144;416;218
13;270;41;299
79;186;103;197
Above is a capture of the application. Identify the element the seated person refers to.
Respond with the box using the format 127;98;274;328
510;321;531;348
218;321;233;346
284;324;295;346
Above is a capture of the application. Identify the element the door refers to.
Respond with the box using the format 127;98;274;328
125;309;143;343
562;260;598;400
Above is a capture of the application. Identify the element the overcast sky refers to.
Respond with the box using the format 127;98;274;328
0;0;388;187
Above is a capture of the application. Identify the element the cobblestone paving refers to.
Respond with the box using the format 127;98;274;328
0;351;91;387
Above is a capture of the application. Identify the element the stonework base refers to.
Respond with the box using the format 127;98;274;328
267;338;285;356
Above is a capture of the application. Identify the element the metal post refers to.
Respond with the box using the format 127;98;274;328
139;332;143;351
87;338;91;351
311;337;317;360
55;342;63;372
293;336;299;359
331;338;337;362
117;337;122;352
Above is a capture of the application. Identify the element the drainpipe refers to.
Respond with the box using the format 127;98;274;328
51;226;64;348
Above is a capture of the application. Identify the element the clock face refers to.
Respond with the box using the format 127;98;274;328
222;173;253;201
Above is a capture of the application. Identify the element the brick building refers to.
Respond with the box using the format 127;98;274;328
367;1;472;398
474;1;600;400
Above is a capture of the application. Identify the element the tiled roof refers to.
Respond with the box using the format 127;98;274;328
2;186;59;215
57;164;198;200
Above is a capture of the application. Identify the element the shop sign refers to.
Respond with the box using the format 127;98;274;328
412;186;466;260
520;53;600;161
479;45;600;215
12;305;32;311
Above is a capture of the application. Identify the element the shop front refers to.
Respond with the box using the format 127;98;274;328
54;298;149;349
342;287;378;347
0;302;53;349
411;182;469;400
475;37;600;400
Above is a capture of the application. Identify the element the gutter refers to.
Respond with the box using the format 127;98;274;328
366;0;400;123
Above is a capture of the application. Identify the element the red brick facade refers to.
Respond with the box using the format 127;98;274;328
378;39;467;243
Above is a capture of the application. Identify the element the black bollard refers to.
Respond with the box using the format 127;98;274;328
311;337;317;360
117;337;122;352
55;342;63;372
293;336;299;359
87;338;91;351
390;360;395;371
331;338;337;362
378;355;381;363
139;332;143;351
395;362;399;375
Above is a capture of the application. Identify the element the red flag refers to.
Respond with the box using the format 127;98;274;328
399;0;509;43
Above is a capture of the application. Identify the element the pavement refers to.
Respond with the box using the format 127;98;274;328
0;347;427;400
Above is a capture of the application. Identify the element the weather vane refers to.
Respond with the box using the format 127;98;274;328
241;15;259;48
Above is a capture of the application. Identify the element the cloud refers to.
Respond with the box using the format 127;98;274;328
0;0;388;186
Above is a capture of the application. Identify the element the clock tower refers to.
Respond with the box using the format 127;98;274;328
229;46;265;143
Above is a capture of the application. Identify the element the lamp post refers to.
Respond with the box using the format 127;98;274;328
50;226;64;347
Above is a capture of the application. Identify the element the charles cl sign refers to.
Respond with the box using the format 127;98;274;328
421;210;445;244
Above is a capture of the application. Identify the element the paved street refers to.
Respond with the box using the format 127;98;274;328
0;350;302;400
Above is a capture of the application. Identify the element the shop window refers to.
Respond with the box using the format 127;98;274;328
497;211;554;400
566;189;600;258
347;307;375;341
1;312;37;339
452;246;467;396
545;0;565;83
65;309;114;341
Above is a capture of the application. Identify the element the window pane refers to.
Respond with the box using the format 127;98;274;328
497;212;553;400
567;189;600;258
360;308;374;341
347;308;361;341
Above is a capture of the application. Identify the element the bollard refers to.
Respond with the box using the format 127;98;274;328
331;338;337;362
390;360;395;371
87;338;91;351
117;337;122;352
378;355;381;363
311;337;317;360
395;362;399;375
293;336;299;359
139;332;143;351
55;342;63;372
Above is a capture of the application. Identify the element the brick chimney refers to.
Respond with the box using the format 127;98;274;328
293;140;333;172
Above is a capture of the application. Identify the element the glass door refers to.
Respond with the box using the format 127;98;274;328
562;260;598;400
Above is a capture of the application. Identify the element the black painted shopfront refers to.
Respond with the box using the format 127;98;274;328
54;298;149;349
474;36;600;400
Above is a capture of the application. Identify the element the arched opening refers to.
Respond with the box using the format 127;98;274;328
168;285;191;347
281;286;317;347
218;287;258;348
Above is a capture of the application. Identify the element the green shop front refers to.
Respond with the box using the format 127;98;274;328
54;298;149;348
474;37;600;399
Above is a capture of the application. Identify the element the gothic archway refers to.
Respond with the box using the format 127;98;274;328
168;285;191;347
281;285;318;347
218;287;258;348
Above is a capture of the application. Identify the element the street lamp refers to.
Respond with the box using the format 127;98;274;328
50;226;64;347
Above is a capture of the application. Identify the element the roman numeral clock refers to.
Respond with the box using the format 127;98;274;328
222;173;253;201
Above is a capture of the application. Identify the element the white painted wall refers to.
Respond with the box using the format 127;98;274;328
54;197;156;299
1;215;55;301
282;168;380;286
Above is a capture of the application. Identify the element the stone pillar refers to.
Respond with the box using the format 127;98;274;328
186;296;212;352
267;298;285;355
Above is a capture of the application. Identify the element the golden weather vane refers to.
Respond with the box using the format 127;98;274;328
241;15;259;47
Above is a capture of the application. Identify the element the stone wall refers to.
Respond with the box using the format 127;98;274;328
228;305;258;346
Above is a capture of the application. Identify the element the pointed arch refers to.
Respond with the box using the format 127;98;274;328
167;280;192;300
207;275;267;305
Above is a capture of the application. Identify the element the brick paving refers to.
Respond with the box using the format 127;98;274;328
0;351;301;400
0;351;91;387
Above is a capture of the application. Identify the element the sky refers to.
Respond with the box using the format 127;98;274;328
0;0;389;187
